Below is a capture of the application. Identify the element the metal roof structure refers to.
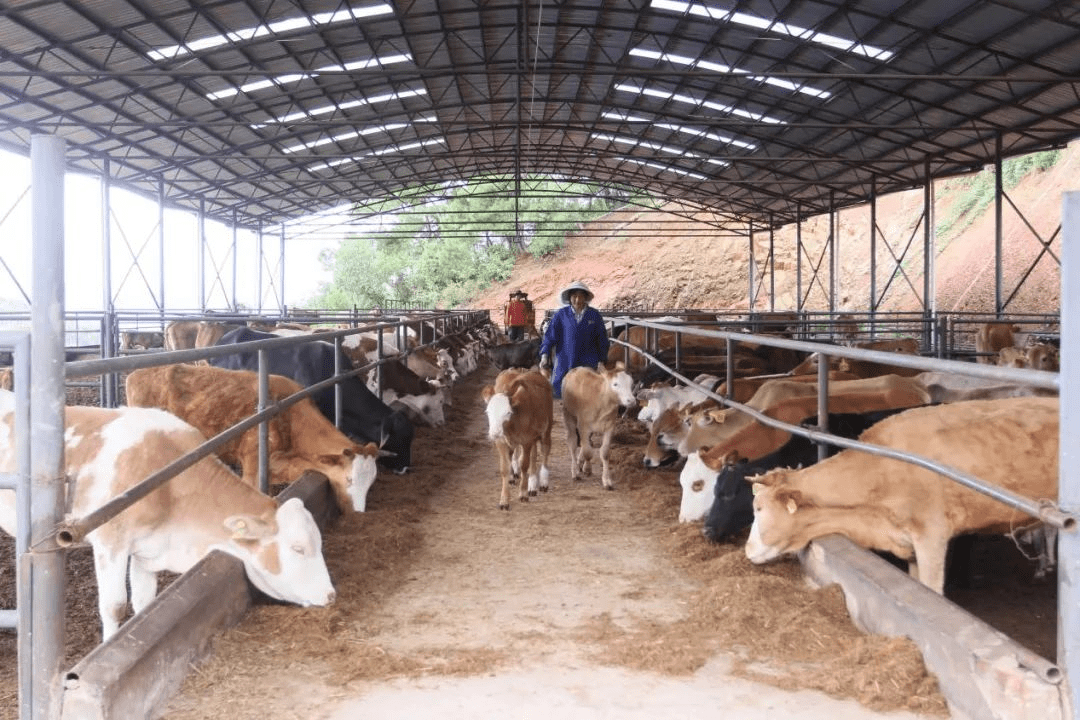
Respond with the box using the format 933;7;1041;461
2;0;1080;229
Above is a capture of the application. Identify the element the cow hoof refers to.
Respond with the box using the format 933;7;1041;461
499;503;510;511
539;486;549;493
528;490;537;497
604;484;615;491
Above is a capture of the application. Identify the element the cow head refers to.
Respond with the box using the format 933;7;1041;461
222;497;336;607
604;362;637;408
678;451;719;522
744;469;805;564
702;454;756;543
323;442;380;512
483;386;513;441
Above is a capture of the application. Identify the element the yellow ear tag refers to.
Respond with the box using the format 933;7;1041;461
751;482;763;496
786;498;798;515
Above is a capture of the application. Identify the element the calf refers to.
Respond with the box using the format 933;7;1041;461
561;362;636;490
488;338;541;370
0;392;335;639
482;368;554;509
975;321;1020;364
119;331;164;351
745;396;1059;594
126;364;384;512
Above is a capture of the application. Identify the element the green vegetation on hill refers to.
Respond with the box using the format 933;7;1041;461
314;176;634;309
935;149;1061;243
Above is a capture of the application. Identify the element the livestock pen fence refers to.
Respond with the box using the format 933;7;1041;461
605;314;1069;719
0;306;489;720
594;309;1059;366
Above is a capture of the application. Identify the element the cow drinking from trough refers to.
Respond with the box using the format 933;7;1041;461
210;327;414;473
482;368;554;509
560;362;636;490
126;364;385;512
745;396;1059;594
0;392;335;639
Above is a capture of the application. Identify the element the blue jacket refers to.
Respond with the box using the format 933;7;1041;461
539;305;610;398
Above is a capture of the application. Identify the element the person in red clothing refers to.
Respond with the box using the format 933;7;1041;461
504;289;530;341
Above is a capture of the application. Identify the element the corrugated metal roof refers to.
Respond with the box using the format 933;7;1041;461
0;0;1078;227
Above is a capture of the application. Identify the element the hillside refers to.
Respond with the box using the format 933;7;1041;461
469;142;1074;320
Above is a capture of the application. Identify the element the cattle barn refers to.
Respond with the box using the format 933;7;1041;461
0;2;1077;719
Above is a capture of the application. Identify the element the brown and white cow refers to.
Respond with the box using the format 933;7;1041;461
0;392;335;639
125;364;383;513
561;362;637;490
745;396;1059;594
482;368;554;509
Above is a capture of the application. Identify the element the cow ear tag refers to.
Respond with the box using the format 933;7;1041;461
751;482;763;496
786;498;798;514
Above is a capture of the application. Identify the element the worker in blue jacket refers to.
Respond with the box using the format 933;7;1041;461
538;281;610;399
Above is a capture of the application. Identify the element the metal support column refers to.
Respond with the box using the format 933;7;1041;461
231;211;238;312
796;205;803;312
1058;190;1080;720
923;158;936;346
101;158;112;316
279;223;286;315
870;177;877;318
748;221;755;311
995;134;1004;317
829;190;837;312
26;133;68;720
256;221;264;314
768;215;775;312
100;159;117;406
158;179;166;315
198;199;206;312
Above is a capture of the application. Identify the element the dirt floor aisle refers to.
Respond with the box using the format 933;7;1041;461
160;361;947;720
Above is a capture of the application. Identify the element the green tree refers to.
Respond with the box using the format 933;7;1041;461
314;176;634;308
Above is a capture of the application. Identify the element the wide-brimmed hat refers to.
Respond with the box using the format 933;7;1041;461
560;281;594;305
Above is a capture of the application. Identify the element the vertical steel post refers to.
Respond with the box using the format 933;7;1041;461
923;158;936;346
829;190;836;312
101;158;112;314
870;176;878;321
198;199;206;312
158;179;165;315
1059;190;1080;720
995;134;1004;317
256;221;264;314
100;159;117;406
27;134;67;720
231;210;238;312
279;223;286;315
768;215;775;312
796;205;803;312
747;221;755;311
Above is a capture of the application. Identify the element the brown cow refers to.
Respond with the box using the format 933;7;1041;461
746;396;1059;594
677;374;931;457
125;364;383;513
975;321;1020;364
561;362;637;489
481;368;554;509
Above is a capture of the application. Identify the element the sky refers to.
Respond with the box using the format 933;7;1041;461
0;145;346;313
